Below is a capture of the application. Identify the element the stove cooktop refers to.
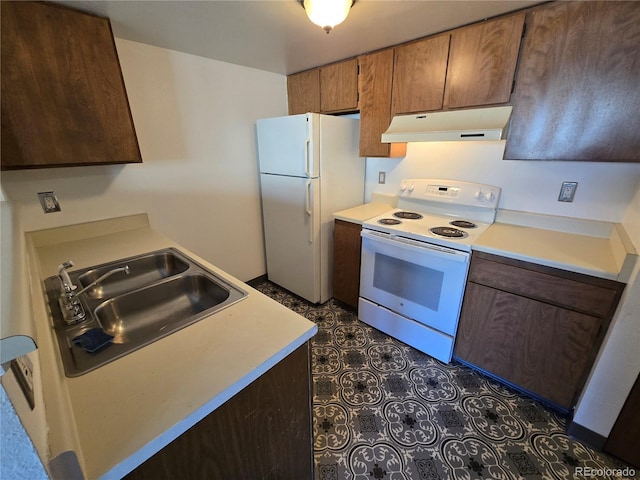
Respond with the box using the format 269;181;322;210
362;208;492;252
361;179;502;251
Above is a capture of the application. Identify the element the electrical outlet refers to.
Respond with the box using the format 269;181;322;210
558;182;578;202
378;171;386;184
11;355;35;410
38;191;61;213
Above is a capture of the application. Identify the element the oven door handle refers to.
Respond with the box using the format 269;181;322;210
361;229;469;263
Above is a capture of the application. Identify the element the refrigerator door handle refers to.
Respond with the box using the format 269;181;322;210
304;137;311;178
305;179;313;243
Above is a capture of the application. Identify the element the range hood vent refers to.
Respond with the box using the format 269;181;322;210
382;106;513;143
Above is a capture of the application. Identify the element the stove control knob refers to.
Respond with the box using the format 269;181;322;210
400;182;407;192
475;190;484;200
484;191;495;201
407;183;415;192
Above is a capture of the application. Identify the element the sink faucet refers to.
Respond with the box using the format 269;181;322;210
57;261;130;325
73;265;130;296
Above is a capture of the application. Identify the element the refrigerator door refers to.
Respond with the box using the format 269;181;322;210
257;114;320;178
260;173;321;303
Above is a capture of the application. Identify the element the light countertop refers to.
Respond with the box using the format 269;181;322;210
333;202;636;282
24;214;317;479
473;210;637;283
334;194;398;225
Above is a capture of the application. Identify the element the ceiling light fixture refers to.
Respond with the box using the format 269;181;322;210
301;0;355;34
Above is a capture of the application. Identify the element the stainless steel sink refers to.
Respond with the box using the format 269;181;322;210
76;250;189;299
44;248;248;377
96;274;231;344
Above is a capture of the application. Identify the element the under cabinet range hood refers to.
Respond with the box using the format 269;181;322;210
381;106;513;143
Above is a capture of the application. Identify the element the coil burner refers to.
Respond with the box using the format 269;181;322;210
429;227;468;238
393;211;423;220
450;220;477;229
378;218;402;225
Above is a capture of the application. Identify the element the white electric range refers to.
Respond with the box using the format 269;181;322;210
358;178;501;363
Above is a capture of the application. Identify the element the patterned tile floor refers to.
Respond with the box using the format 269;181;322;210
253;281;636;480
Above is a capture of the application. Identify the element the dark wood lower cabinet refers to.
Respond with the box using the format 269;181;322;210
126;342;313;480
604;374;640;468
332;219;362;309
456;282;602;408
455;252;624;411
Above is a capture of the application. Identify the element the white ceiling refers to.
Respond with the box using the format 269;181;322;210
57;0;542;75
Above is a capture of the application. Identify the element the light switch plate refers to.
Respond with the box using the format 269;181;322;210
38;191;61;213
558;182;578;202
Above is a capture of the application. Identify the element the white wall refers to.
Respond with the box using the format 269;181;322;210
366;141;640;221
1;38;288;282
572;178;640;436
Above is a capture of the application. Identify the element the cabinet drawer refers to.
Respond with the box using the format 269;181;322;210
468;253;622;318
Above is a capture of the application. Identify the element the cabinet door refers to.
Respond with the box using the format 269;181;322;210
357;51;406;158
444;14;525;109
126;343;313;479
605;374;640;468
456;282;602;410
391;35;450;115
1;1;141;170
320;58;358;113
505;1;640;162
287;69;320;115
332;219;362;308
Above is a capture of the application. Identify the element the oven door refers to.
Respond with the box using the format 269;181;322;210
359;229;470;335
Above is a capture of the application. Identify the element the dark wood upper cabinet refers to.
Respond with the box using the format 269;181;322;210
391;34;450;115
444;13;525;109
287;60;357;115
287;69;320;115
358;50;406;158
505;1;640;162
1;1;142;170
286;1;640;163
319;58;358;114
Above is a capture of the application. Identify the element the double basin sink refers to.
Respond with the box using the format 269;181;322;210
44;248;247;377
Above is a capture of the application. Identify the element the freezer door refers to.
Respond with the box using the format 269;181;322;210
256;114;320;178
260;173;321;303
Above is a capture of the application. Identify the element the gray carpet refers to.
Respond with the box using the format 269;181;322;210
254;281;633;480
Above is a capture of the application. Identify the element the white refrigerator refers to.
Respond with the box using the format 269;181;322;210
257;113;364;304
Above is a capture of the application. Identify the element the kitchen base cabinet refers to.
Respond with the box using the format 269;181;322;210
604;374;640;468
125;342;313;479
332;219;362;309
455;252;624;411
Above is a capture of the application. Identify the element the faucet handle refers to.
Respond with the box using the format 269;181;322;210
58;260;77;292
